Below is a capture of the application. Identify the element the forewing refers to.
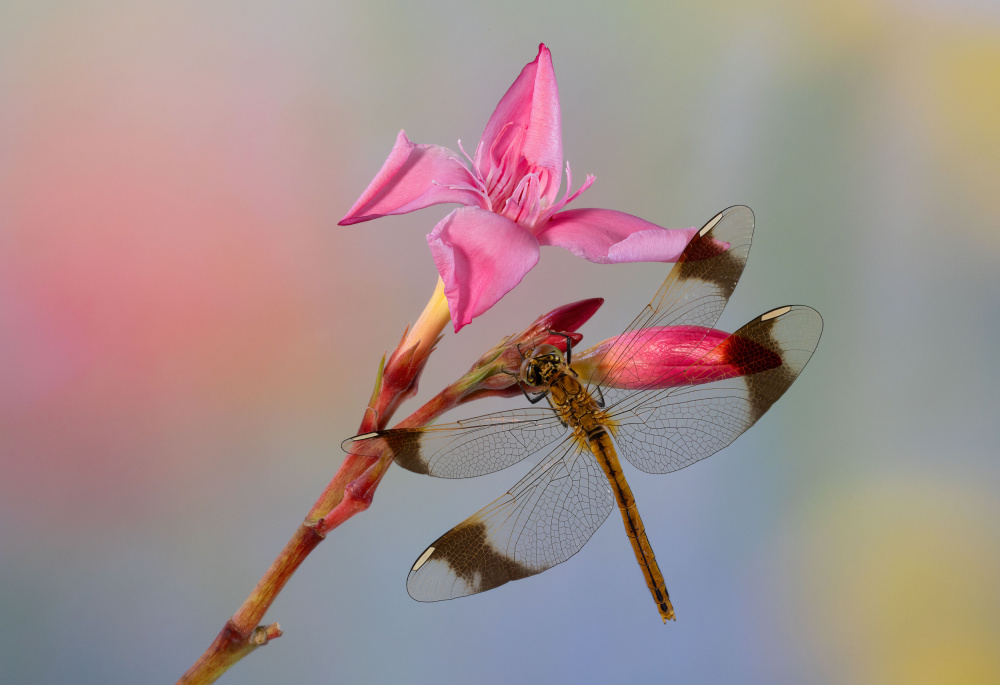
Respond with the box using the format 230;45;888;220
609;305;823;474
341;407;567;479
588;205;755;393
406;438;615;601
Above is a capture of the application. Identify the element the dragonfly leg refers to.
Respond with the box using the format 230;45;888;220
524;388;550;404
591;383;605;408
547;329;575;365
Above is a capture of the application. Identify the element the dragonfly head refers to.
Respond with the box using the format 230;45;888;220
518;343;565;388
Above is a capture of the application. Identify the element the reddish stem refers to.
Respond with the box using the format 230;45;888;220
176;286;448;685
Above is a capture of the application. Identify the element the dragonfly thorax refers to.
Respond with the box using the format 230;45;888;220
518;344;566;388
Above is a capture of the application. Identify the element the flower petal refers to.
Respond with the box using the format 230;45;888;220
536;208;698;263
427;207;540;332
475;44;563;205
339;130;482;225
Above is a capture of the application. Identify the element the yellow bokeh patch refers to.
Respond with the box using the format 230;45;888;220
792;477;1000;685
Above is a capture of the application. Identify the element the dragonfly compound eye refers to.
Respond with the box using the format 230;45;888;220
530;343;561;361
518;357;536;385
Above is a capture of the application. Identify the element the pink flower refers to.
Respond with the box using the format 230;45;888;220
340;44;698;331
572;326;782;390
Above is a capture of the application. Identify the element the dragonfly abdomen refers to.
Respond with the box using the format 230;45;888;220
545;374;674;620
588;429;676;623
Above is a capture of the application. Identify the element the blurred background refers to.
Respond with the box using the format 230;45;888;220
2;0;998;683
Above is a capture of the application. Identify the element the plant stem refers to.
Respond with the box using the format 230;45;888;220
176;278;451;685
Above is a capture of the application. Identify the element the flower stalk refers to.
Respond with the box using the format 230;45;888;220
177;278;451;685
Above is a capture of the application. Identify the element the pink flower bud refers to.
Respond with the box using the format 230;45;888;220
532;298;604;337
573;325;780;390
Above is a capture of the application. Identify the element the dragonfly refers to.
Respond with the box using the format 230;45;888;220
343;205;823;622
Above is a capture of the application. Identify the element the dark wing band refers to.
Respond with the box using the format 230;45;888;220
406;438;614;601
342;407;567;479
609;305;823;474
587;205;755;394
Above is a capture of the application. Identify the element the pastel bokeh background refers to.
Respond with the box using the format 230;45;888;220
2;1;999;683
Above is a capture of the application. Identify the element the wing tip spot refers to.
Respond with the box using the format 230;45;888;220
352;432;380;440
761;305;791;321
412;546;436;572
699;211;724;236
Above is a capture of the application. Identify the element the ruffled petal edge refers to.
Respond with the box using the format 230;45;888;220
427;206;540;331
535;208;698;263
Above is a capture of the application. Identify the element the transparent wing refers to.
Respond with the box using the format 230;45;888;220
586;205;755;395
405;438;615;601
608;306;823;474
341;407;567;479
